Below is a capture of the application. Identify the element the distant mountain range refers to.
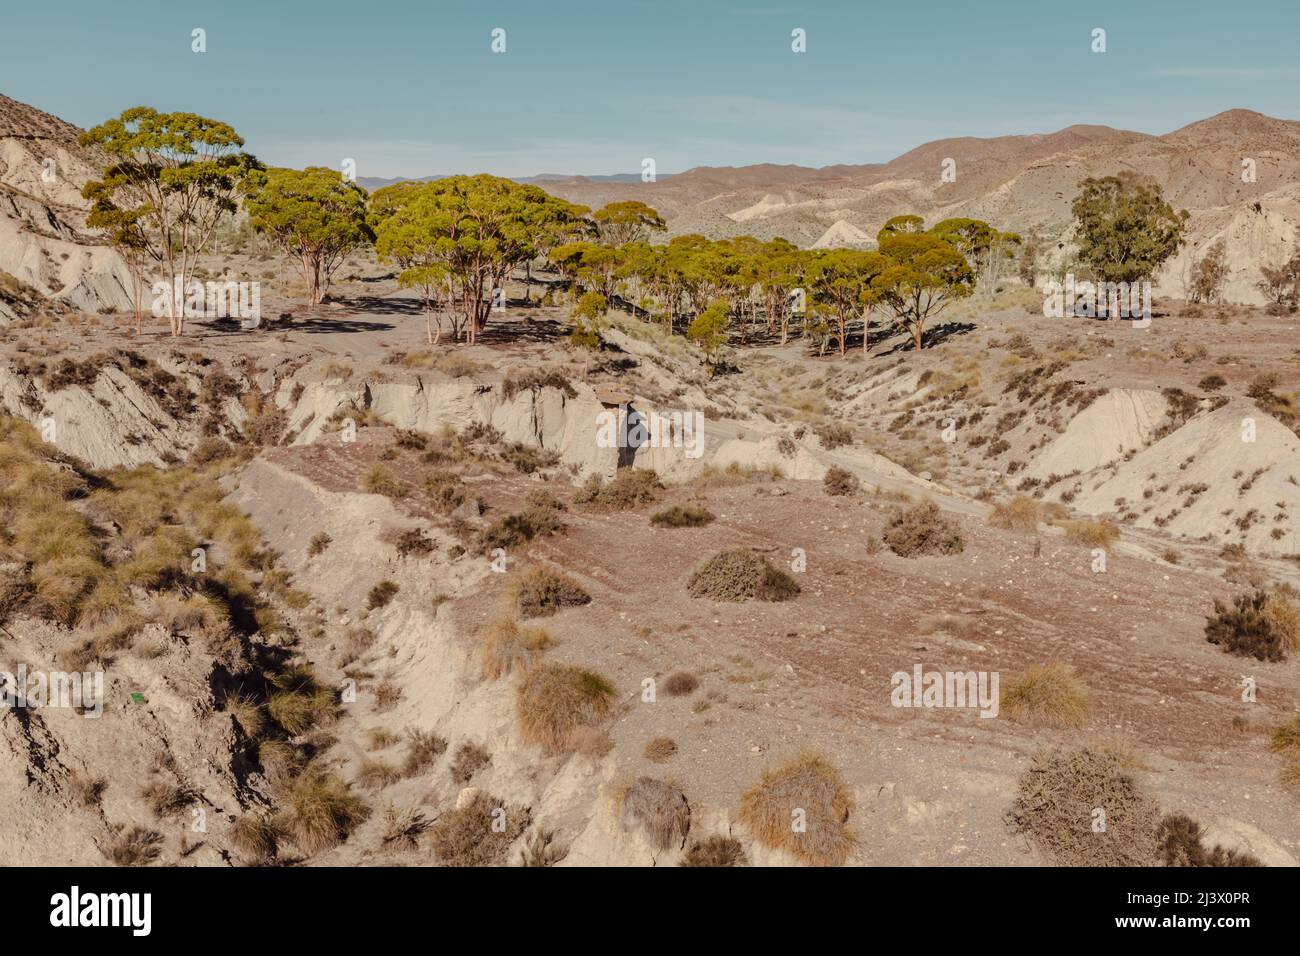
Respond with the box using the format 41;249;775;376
356;172;678;192
3;89;1298;310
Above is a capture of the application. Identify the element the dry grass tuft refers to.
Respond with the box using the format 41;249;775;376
516;663;615;754
1000;663;1090;728
479;613;553;679
662;670;699;697
988;495;1041;533
644;737;677;763
1061;519;1119;548
280;768;369;854
620;777;691;851
103;825;164;866
428;792;530;866
680;834;748;867
738;752;856;866
1206;590;1287;662
401;728;448;777
449;741;492;783
822;466;860;497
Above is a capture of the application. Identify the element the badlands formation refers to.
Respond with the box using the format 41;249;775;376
1;92;1298;868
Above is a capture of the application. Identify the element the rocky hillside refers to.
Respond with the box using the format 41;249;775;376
540;110;1300;304
0;93;134;321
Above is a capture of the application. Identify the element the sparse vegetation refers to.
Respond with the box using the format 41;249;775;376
1000;663;1090;727
738;752;855;866
680;835;748;867
516;663;616;754
1008;744;1160;866
508;565;591;618
620;777;691;851
883;501;965;557
1205;590;1287;661
428;792;529;866
687;548;800;602
823;466;860;496
650;504;716;528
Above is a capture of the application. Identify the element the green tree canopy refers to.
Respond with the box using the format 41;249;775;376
244;166;373;305
1070;173;1187;286
592;200;666;246
80;107;259;335
872;233;975;350
369;174;582;344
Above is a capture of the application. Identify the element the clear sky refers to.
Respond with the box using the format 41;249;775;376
2;0;1297;178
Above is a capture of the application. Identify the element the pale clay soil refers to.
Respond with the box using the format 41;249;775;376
3;258;1300;867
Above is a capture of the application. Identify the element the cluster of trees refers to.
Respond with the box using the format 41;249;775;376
87;107;1241;354
550;215;1019;355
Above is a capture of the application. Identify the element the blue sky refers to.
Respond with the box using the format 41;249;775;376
2;0;1297;177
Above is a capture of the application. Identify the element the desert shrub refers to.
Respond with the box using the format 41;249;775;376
501;442;562;474
266;666;335;735
516;663;615;753
1007;745;1161;866
1000;663;1090;727
256;740;307;793
338;626;377;667
1269;713;1300;786
103;825;164;866
361;465;403;498
988;495;1041;533
686;548;800;602
644;737;677;763
307;532;332;557
680;835;748;867
1264;591;1300;652
738;753;855;866
367;580;400;610
1197;374;1227;392
380;804;431;848
356;758;400;791
883;501;964;557
501;367;577;400
650;504;715;528
449;742;492;783
423;470;466;514
141;779;192;818
401;728;448;777
389;527;435;558
620;777;691;852
477;507;564;553
519;828;569;867
573;469;662;511
428;792;530;866
815;422;853;449
823;466;860;497
229;813;285;861
1205;590;1287;661
281;768;369;854
374;675;402;711
1061;519;1119;548
188;436;234;467
1157;813;1262;867
479;614;553;679
70;773;107;808
508;565;591;618
661;670;699;697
